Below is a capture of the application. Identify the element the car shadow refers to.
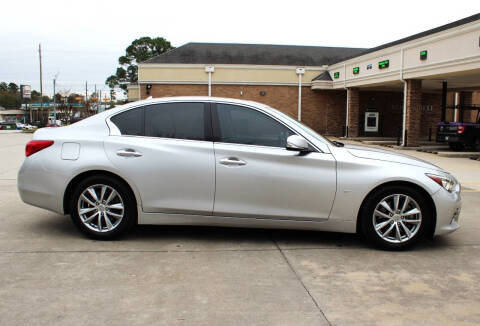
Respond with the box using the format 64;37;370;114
130;224;364;248
29;213;455;252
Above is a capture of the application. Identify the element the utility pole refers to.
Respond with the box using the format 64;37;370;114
94;84;97;114
85;81;88;117
38;43;43;125
53;73;59;126
53;78;56;126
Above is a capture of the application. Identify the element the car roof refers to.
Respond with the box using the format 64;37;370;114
132;96;269;108
104;96;275;116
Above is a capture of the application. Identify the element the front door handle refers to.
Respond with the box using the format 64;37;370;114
116;149;142;157
219;157;246;166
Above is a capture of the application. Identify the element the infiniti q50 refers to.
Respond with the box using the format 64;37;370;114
18;97;461;249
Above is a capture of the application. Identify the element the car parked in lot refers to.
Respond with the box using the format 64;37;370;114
18;97;461;249
437;121;480;151
22;124;37;130
0;122;17;130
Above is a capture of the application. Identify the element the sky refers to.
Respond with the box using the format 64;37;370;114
1;0;479;99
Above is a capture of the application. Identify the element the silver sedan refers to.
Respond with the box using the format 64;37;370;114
17;97;461;249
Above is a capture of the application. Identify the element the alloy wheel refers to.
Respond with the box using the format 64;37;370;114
77;184;124;233
372;194;422;244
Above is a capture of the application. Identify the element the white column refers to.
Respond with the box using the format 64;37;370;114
296;68;305;121
205;66;215;97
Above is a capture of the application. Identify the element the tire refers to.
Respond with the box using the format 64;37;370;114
359;185;432;250
473;138;480;152
70;174;137;239
449;142;464;151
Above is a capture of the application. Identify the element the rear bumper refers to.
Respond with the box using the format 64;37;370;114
432;188;461;236
436;133;465;143
17;155;66;215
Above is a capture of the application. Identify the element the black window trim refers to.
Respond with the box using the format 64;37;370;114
109;101;212;142
109;106;145;137
211;102;318;152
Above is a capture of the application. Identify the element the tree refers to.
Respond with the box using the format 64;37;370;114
106;37;174;91
8;82;19;94
54;93;63;103
31;90;41;101
0;82;47;108
0;92;21;109
68;93;83;104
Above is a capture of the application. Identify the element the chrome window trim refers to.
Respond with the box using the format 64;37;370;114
212;141;328;154
106;118;121;136
105;133;214;144
106;98;326;153
213;101;323;153
106;101;208;142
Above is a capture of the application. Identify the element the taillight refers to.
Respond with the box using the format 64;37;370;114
457;126;465;134
26;140;54;157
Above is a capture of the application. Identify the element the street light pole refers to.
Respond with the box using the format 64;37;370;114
38;43;43;125
52;73;59;126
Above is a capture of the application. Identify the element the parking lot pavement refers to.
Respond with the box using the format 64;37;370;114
1;133;480;325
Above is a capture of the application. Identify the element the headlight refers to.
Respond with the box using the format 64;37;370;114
426;173;458;192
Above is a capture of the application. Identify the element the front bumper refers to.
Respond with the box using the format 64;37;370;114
432;187;461;236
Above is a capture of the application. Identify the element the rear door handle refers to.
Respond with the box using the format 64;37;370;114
219;157;246;166
116;149;142;157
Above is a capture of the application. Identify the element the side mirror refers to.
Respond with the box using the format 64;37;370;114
286;135;309;152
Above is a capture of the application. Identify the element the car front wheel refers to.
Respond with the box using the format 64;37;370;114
360;185;432;250
70;175;136;239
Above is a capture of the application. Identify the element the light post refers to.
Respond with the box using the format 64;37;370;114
53;73;59;126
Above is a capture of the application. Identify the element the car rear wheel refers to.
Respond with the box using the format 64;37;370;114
360;185;432;250
473;138;480;152
70;175;136;239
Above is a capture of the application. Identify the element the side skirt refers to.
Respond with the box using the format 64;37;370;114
137;208;356;234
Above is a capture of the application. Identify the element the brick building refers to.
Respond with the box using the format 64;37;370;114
129;13;480;146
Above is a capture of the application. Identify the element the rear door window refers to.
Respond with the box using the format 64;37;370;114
144;102;206;141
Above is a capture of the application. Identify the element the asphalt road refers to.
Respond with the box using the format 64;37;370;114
1;133;479;326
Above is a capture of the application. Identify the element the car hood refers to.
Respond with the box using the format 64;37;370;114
343;144;444;171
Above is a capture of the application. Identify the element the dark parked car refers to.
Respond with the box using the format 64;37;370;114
0;123;17;130
437;108;480;151
437;122;480;151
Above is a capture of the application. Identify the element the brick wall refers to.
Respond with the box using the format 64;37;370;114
405;79;422;146
302;87;346;136
346;88;360;137
141;84;208;99
359;91;403;137
471;91;480;123
421;92;442;140
141;83;347;136
460;91;479;123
